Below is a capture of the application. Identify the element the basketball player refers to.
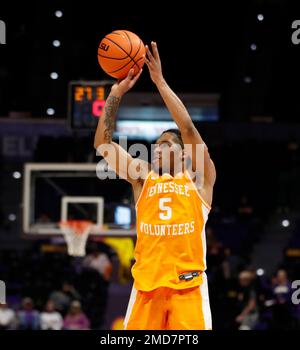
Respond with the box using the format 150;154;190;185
94;42;216;330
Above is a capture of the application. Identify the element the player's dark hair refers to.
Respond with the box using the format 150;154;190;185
161;128;184;149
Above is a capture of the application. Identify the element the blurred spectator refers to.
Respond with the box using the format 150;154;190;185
234;270;258;330
49;282;81;315
78;244;112;329
222;248;243;280
206;227;225;281
237;195;253;220
40;300;63;330
17;297;40;330
0;303;16;330
36;213;51;223
82;245;112;281
273;269;292;304
63;301;90;330
206;227;223;255
271;269;296;329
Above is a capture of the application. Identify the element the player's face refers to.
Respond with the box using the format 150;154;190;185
152;133;183;174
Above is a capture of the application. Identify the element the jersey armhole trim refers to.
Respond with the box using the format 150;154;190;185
185;170;212;211
135;171;153;210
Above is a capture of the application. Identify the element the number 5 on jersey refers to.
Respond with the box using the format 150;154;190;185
159;198;172;220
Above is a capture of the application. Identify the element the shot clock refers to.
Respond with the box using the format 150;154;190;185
68;81;113;129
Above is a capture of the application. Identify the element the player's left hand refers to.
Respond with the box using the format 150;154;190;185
111;68;143;97
145;41;164;85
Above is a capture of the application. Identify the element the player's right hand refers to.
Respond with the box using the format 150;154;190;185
111;68;143;97
145;42;164;86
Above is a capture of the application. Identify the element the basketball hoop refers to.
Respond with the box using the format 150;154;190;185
59;220;93;257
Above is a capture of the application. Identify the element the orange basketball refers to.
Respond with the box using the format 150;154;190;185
97;30;145;79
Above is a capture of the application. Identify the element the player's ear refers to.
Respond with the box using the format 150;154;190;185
183;151;192;167
182;149;187;162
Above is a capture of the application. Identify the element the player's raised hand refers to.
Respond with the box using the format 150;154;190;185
145;41;164;85
111;68;143;97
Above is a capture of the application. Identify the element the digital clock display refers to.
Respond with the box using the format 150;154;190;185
68;81;113;129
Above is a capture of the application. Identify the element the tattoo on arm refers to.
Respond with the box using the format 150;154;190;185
103;95;121;142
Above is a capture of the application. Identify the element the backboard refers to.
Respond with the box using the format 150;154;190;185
22;163;136;237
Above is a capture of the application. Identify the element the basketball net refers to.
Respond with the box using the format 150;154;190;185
59;220;93;257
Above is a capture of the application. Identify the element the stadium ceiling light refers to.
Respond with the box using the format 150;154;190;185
50;72;59;80
8;214;16;222
46;108;55;116
12;171;21;179
257;14;264;21
244;76;252;84
55;10;63;18
52;40;61;47
282;219;290;227
256;268;264;276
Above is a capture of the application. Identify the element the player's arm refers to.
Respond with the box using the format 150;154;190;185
94;68;149;184
145;42;216;188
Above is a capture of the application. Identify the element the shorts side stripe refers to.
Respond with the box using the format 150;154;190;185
123;285;137;330
199;272;212;330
